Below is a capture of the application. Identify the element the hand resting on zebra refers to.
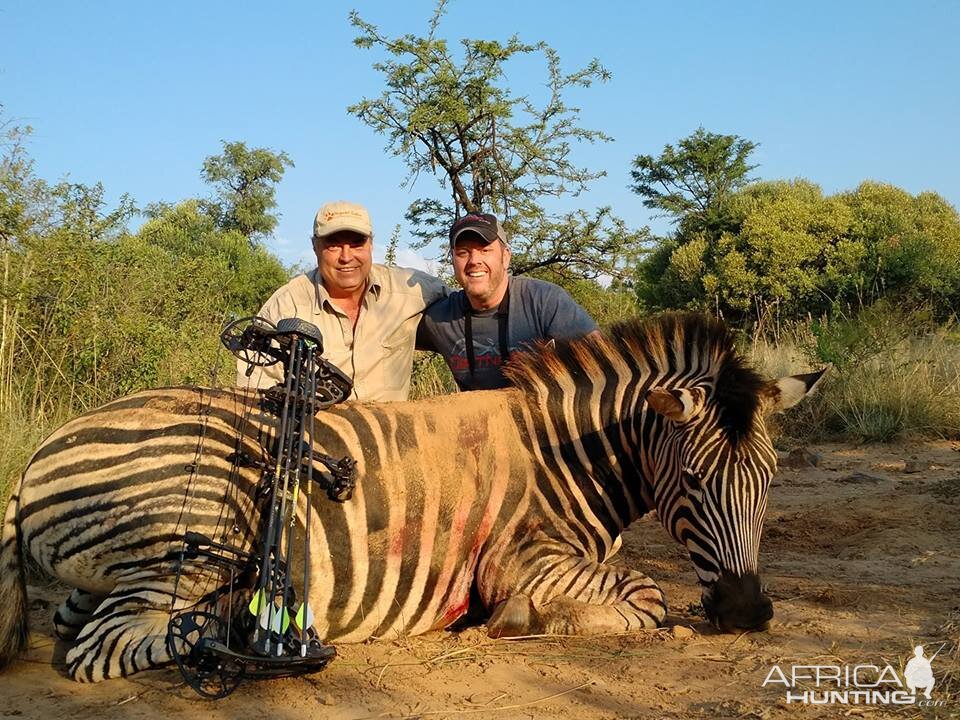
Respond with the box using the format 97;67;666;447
0;312;826;683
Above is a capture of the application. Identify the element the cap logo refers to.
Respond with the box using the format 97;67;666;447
452;214;491;230
323;210;363;222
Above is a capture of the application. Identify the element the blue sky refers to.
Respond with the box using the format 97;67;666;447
3;1;958;270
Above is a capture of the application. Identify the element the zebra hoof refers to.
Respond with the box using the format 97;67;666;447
53;614;80;641
65;649;105;683
487;594;542;638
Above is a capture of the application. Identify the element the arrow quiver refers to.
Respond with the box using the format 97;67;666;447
167;316;357;699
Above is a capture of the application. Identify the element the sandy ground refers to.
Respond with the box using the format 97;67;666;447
2;441;959;719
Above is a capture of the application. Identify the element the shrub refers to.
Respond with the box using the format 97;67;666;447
636;179;960;327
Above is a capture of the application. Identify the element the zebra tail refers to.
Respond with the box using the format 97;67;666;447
0;474;29;669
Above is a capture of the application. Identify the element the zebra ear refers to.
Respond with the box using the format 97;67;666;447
763;366;830;413
646;387;707;423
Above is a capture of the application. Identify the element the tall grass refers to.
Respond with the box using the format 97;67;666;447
410;352;457;399
749;307;960;443
410;304;960;442
0;392;70;507
5;301;959;509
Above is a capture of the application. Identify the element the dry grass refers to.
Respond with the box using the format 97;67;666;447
409;310;960;443
748;314;960;443
0;392;70;506
410;351;457;400
5;311;960;505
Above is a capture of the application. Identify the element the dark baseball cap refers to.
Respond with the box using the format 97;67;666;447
449;213;509;249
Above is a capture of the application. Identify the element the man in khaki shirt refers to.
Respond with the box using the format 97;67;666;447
237;201;447;401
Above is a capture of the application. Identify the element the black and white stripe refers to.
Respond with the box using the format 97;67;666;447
0;312;824;681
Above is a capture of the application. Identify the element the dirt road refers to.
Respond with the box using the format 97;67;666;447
2;442;958;719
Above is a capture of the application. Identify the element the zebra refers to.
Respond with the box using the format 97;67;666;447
0;313;825;682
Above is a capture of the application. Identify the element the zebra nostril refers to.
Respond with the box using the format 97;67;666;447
703;573;776;632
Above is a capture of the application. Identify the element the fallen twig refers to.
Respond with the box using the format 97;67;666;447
728;630;749;649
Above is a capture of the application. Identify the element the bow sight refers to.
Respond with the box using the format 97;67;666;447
166;317;356;699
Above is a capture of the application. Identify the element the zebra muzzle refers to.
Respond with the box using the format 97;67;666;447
701;572;773;633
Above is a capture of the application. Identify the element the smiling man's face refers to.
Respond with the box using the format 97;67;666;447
452;234;511;311
314;230;373;299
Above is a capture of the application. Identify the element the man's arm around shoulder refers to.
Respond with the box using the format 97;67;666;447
378;264;449;306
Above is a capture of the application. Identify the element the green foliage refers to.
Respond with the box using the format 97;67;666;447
349;0;645;280
138;200;288;312
632;237;706;313
526;268;640;326
0;119;289;424
630;127;757;237
703;180;860;322
635;165;960;325
630;129;960;441
383;224;401;267
200;140;293;241
842;182;960;309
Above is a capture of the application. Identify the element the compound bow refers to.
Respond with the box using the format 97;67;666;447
166;317;355;698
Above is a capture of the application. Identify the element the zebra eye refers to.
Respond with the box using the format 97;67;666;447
683;468;705;497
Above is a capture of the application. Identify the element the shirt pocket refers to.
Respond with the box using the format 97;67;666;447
381;328;416;391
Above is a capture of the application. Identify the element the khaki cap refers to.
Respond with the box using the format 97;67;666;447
313;201;372;239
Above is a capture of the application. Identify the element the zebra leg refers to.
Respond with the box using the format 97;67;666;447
485;554;666;637
53;589;105;641
65;582;174;682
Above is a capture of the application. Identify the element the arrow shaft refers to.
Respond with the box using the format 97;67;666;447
252;338;301;645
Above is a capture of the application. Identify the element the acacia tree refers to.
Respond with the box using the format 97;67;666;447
348;1;646;279
630;127;757;239
200;140;293;242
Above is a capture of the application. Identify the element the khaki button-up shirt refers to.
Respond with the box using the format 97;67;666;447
237;264;447;402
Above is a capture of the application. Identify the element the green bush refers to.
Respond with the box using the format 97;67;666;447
0;136;291;501
636;179;960;327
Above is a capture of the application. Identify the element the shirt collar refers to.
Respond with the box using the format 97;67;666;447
366;264;385;300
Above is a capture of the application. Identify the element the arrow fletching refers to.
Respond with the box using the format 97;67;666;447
248;589;266;615
258;604;290;633
293;603;315;632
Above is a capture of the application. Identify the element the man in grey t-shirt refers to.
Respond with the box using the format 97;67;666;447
417;213;598;391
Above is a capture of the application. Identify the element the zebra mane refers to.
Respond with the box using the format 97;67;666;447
504;311;769;443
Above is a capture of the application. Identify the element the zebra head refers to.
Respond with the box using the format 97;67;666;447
645;364;827;633
506;313;828;633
